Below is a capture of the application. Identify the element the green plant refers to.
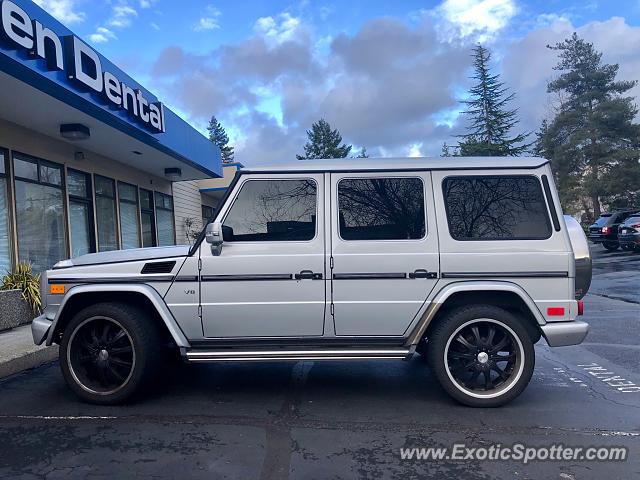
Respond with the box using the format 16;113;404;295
1;263;41;314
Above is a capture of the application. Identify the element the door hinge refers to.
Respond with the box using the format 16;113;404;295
330;303;334;316
197;305;202;318
330;256;334;269
198;258;202;270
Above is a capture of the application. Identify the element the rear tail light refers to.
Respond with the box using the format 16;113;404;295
602;226;610;234
577;300;584;316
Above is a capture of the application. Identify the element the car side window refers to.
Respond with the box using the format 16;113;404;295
223;179;317;242
337;177;426;240
442;175;552;241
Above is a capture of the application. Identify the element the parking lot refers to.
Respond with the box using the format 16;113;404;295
0;245;639;479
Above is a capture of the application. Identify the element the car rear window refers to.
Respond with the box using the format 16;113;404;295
594;215;612;226
623;216;640;226
442;175;552;241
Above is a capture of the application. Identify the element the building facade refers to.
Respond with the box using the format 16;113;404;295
0;0;225;273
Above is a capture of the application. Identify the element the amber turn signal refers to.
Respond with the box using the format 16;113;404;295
50;284;65;294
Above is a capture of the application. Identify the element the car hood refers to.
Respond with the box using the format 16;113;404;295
54;245;191;268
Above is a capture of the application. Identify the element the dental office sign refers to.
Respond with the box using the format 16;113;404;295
0;0;166;133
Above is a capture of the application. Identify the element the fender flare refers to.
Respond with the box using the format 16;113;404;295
45;284;190;348
406;280;546;347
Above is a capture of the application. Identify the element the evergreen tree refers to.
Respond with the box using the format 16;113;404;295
356;147;369;158
207;116;234;163
297;119;352;159
540;33;640;216
457;44;531;156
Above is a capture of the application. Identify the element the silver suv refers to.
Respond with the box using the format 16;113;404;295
32;157;591;407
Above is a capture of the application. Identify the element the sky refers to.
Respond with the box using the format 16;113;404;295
31;0;640;165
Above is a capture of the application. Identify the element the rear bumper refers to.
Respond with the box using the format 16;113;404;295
31;314;53;346
587;234;615;244
541;321;589;347
618;233;640;247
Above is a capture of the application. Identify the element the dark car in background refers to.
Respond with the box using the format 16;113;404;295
588;209;639;251
618;214;640;252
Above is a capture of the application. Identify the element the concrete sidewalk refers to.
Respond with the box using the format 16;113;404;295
0;325;58;379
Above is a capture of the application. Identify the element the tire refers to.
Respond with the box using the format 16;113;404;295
602;241;619;251
426;305;535;407
620;245;632;251
60;302;163;405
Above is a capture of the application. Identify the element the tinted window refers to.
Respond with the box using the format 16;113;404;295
224;179;317;242
338;177;425;240
594;215;612;226
443;176;552;240
623;216;640;226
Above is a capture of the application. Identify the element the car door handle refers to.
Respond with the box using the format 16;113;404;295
409;269;438;279
295;270;323;280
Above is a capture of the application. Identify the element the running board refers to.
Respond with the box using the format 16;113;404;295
184;348;412;362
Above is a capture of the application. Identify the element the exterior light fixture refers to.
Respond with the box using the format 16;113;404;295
60;123;90;140
164;167;182;180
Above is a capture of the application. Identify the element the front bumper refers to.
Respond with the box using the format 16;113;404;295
541;320;589;347
31;314;53;345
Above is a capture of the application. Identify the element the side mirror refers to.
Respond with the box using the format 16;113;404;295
205;222;224;256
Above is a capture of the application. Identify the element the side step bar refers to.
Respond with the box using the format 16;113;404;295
184;348;411;362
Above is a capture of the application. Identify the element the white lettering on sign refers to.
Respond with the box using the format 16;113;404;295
0;0;165;133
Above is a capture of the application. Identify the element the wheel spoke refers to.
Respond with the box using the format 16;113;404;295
107;330;126;346
109;357;133;368
489;335;510;354
483;371;493;390
451;361;475;375
448;351;475;360
100;322;111;343
107;364;125;382
109;345;133;356
491;352;515;362
470;326;481;345
466;370;481;388
486;326;496;346
455;334;475;351
491;364;509;381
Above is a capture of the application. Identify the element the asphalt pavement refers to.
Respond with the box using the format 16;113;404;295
0;245;639;479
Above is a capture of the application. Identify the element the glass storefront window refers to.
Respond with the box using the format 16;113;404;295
0;152;10;274
118;182;140;249
155;192;175;246
140;188;156;248
95;175;118;252
68;170;94;257
13;154;66;272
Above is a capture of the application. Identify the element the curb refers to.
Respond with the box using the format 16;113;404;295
0;325;59;380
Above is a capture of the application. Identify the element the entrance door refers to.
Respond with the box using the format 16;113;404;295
200;174;326;338
330;172;440;336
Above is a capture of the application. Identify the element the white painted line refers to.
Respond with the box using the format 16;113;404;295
577;363;640;393
0;415;117;420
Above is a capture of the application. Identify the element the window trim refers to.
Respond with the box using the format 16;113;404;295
67;168;96;256
94;174;120;251
221;177;319;244
441;174;553;242
336;175;427;242
13;151;64;189
118;180;142;249
154;191;176;246
139;187;157;248
0;148;14;271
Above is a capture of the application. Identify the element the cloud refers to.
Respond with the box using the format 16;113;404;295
32;0;85;24
150;22;160;31
139;0;157;8
430;0;517;42
109;4;138;28
254;13;304;45
89;27;117;44
193;5;222;32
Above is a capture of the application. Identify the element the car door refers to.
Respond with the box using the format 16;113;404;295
330;171;440;336
200;173;326;338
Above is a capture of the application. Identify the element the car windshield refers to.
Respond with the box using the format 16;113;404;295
623;215;640;226
594;214;612;226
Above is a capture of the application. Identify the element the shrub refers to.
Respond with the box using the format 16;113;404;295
1;263;41;314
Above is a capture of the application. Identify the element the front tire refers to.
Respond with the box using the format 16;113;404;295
602;241;619;251
60;302;162;405
427;305;535;407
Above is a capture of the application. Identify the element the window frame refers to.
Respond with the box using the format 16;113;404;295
139;187;157;248
441;174;553;242
67;168;96;256
117;180;141;249
222;177;319;244
0;148;13;272
94;174;120;251
336;175;427;242
154;191;176;246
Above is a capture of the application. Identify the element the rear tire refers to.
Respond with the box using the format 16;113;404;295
60;302;163;405
602;241;619;251
621;244;632;251
426;305;535;407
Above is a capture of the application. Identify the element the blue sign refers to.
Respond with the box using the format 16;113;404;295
0;0;221;178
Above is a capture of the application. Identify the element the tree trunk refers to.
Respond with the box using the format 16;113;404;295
592;194;601;218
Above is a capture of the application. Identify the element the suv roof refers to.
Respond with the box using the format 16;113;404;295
242;156;549;174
